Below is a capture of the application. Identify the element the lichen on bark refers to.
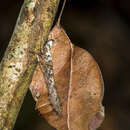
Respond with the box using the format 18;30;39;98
0;0;60;129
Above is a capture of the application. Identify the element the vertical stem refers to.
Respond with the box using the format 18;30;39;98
57;0;66;27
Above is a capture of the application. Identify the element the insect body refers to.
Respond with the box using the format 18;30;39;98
30;0;105;129
37;40;61;114
33;0;67;115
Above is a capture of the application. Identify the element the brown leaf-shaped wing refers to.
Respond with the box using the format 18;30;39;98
29;25;104;130
68;45;104;130
29;65;46;102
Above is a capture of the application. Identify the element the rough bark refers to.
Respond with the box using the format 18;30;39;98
0;0;60;129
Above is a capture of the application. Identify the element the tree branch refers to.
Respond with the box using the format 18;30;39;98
0;0;60;129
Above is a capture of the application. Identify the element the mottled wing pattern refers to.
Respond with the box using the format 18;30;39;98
39;40;61;114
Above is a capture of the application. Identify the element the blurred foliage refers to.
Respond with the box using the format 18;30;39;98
0;0;130;129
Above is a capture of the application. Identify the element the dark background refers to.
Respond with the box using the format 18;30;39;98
0;0;130;129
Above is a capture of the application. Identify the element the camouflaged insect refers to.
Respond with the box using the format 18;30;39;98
38;40;61;114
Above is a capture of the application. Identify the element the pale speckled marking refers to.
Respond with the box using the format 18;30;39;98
29;85;40;101
25;0;37;23
39;40;61;114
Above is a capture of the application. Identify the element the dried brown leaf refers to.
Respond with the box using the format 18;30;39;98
30;25;104;130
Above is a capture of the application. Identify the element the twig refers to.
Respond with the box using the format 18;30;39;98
0;0;60;129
